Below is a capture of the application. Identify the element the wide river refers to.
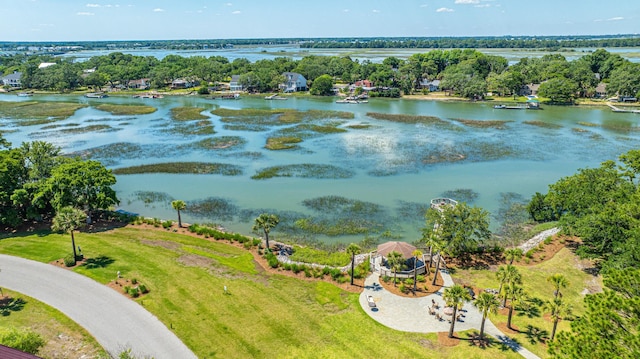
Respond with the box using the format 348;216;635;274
2;94;639;244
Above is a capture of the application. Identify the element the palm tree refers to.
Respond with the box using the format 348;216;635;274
544;297;572;341
252;213;279;251
387;251;404;287
431;237;446;286
474;292;500;339
412;249;423;293
497;265;522;306
422;232;439;269
547;274;569;299
52;206;86;264
443;284;472;338
171;200;186;228
346;243;361;285
504;248;524;265
504;283;526;330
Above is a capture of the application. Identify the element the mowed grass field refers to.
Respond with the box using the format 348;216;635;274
0;227;523;359
451;242;602;358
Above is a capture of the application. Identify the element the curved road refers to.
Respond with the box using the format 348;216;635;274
0;254;197;359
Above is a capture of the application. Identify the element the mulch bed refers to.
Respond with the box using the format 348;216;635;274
437;332;460;347
378;273;444;297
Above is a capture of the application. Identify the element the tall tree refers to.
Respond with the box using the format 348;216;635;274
549;269;640;358
412;249;423;293
252;213;279;251
386;251;404;287
474;292;500;339
51;206;86;264
504;248;524;265
496;265;522;306
504;283;526;330
443;284;472;338
346;243;361;286
544;297;572;341
171;200;186;228
547;274;569;299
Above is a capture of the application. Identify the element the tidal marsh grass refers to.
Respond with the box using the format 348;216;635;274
170;107;209;121
450;118;513;129
523;120;562;129
251;164;354;180
265;136;303;150
132;191;174;205
185;197;239;221
74;142;181;162
113;162;243;176
165;120;215;136
366;112;459;131
190;136;246;150
213;108;353;127
0;101;86;120
441;188;479;203
95;104;157;115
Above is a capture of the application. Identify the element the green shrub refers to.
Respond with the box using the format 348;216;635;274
382;275;391;283
0;327;45;354
416;275;426;283
283;263;292;271
404;278;414;286
63;254;76;267
129;287;140;298
252;239;261;247
525;249;535;259
266;252;279;268
322;266;331;275
313;268;324;278
131;278;138;285
197;86;210;95
138;284;149;294
559;238;566;244
304;268;312;277
330;268;343;280
162;220;173;229
399;283;409;293
336;275;348;284
243;241;252;249
544;236;553;245
124;286;130;293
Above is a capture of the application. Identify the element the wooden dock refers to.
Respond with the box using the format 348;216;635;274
607;102;640;114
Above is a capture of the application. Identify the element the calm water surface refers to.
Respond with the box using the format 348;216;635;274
2;94;639;243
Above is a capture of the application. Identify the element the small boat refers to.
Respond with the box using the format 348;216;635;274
17;92;32;97
133;93;163;99
212;93;240;100
85;92;108;98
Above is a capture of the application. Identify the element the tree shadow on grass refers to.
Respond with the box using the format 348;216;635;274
517;297;542;318
462;331;520;353
0;297;26;316
524;325;549;345
82;255;115;269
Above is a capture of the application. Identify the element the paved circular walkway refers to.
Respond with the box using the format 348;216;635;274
0;254;197;359
359;271;540;359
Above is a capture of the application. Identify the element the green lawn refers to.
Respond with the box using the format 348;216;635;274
0;289;105;358
451;246;601;358
1;227;523;358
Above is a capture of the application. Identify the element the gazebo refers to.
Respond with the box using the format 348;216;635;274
377;241;417;259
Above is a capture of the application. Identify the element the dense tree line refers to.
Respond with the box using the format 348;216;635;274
2;48;639;101
4;35;640;52
0;134;118;229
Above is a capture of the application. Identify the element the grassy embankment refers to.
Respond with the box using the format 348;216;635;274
94;104;157;116
0;101;86;125
0;288;105;358
0;227;522;359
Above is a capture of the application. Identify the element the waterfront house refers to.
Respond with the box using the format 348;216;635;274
350;79;376;92
170;78;198;89
128;78;151;90
595;83;607;98
279;72;307;92
1;71;22;88
519;83;540;96
229;75;244;91
419;79;441;92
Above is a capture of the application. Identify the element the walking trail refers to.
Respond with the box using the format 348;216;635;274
359;271;540;359
0;254;197;359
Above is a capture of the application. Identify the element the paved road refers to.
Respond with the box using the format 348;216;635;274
0;254;197;359
360;272;540;359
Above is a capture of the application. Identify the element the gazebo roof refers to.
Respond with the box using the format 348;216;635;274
377;241;417;259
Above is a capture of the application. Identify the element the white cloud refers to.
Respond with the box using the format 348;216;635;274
420;4;428;8
77;12;94;16
226;2;233;5
475;4;490;8
436;7;454;12
455;0;480;3
231;10;241;14
153;8;164;12
86;3;100;7
343;9;349;12
372;9;380;13
607;16;624;21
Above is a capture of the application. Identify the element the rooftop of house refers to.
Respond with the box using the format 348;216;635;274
2;71;22;80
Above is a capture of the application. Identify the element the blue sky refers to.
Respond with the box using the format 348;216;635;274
2;0;639;41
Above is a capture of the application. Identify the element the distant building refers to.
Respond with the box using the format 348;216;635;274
1;71;22;88
170;78;198;89
595;83;607;98
128;78;151;90
229;75;244;91
419;79;441;92
351;79;376;92
279;72;307;92
519;83;540;96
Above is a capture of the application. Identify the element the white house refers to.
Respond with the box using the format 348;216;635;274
419;79;441;92
280;72;307;93
1;71;22;88
229;75;244;91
